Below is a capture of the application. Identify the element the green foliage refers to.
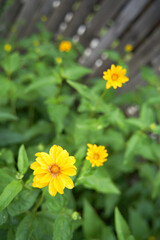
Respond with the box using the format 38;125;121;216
0;26;160;240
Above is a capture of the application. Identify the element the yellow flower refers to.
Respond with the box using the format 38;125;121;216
59;41;72;52
4;43;12;52
150;123;156;130
148;236;155;240
86;144;108;167
158;66;160;72
125;44;133;52
41;15;47;22
30;145;77;196
33;40;40;47
103;64;129;89
56;57;62;64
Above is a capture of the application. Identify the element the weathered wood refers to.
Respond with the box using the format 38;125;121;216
91;0;160;78
46;0;75;33
62;0;97;37
16;0;42;38
0;0;23;37
81;0;150;67
79;0;128;47
116;0;160;54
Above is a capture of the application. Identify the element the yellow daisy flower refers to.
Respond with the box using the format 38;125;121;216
148;236;155;240
59;41;72;52
4;43;12;52
56;57;62;64
33;40;40;47
125;44;133;52
86;144;108;167
41;15;47;22
103;64;129;89
30;145;77;196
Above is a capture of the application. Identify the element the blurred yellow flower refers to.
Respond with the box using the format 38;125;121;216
148;236;155;240
56;57;62;64
103;64;129;89
41;15;47;22
86;144;108;167
59;41;72;52
150;123;156;130
125;44;133;52
33;40;40;47
30;145;77;196
158;66;160;72
4;43;12;52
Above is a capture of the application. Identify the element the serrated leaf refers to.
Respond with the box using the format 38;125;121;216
53;215;72;240
17;145;29;175
115;207;131;240
0;180;23;212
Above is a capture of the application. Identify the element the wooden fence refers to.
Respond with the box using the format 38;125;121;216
0;0;160;92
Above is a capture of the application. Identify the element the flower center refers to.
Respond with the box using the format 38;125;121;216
112;74;118;81
93;153;99;160
50;164;60;175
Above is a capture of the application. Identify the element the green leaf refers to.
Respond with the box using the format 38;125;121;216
7;189;40;216
0;109;18;122
63;64;91;81
53;215;72;240
129;208;149;240
47;102;69;134
84;200;116;240
115;207;131;240
141;66;158;84
105;50;121;61
0;180;23;212
140;104;155;127
17;145;29;174
0;168;15;193
2;53;20;75
124;133;143;165
66;80;98;102
15;213;33;240
0;209;8;225
44;188;67;214
77;168;120;194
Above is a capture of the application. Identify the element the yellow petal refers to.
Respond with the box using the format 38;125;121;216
35;156;48;169
32;181;48;188
106;82;112;89
49;145;63;162
30;161;40;170
33;167;49;175
35;152;53;166
55;150;69;166
48;179;57;196
54;176;64;194
40;173;52;183
61;167;77;176
60;174;74;189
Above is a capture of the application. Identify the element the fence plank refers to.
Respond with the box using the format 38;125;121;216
81;0;150;67
0;0;23;37
62;0;97;37
46;0;75;33
79;0;127;47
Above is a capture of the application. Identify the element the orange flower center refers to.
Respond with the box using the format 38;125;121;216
93;153;99;160
50;164;60;175
112;74;118;81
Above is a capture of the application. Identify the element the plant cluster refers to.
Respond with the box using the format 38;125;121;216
0;28;160;240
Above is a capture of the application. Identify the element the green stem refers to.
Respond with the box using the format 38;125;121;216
33;191;44;213
90;89;107;118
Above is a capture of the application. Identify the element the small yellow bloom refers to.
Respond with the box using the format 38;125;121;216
41;15;47;22
59;41;72;52
150;123;156;130
125;44;133;52
86;144;108;167
103;64;129;89
4;43;12;52
158;66;160;72
30;145;77;196
148;236;155;240
33;40;40;47
56;57;62;64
